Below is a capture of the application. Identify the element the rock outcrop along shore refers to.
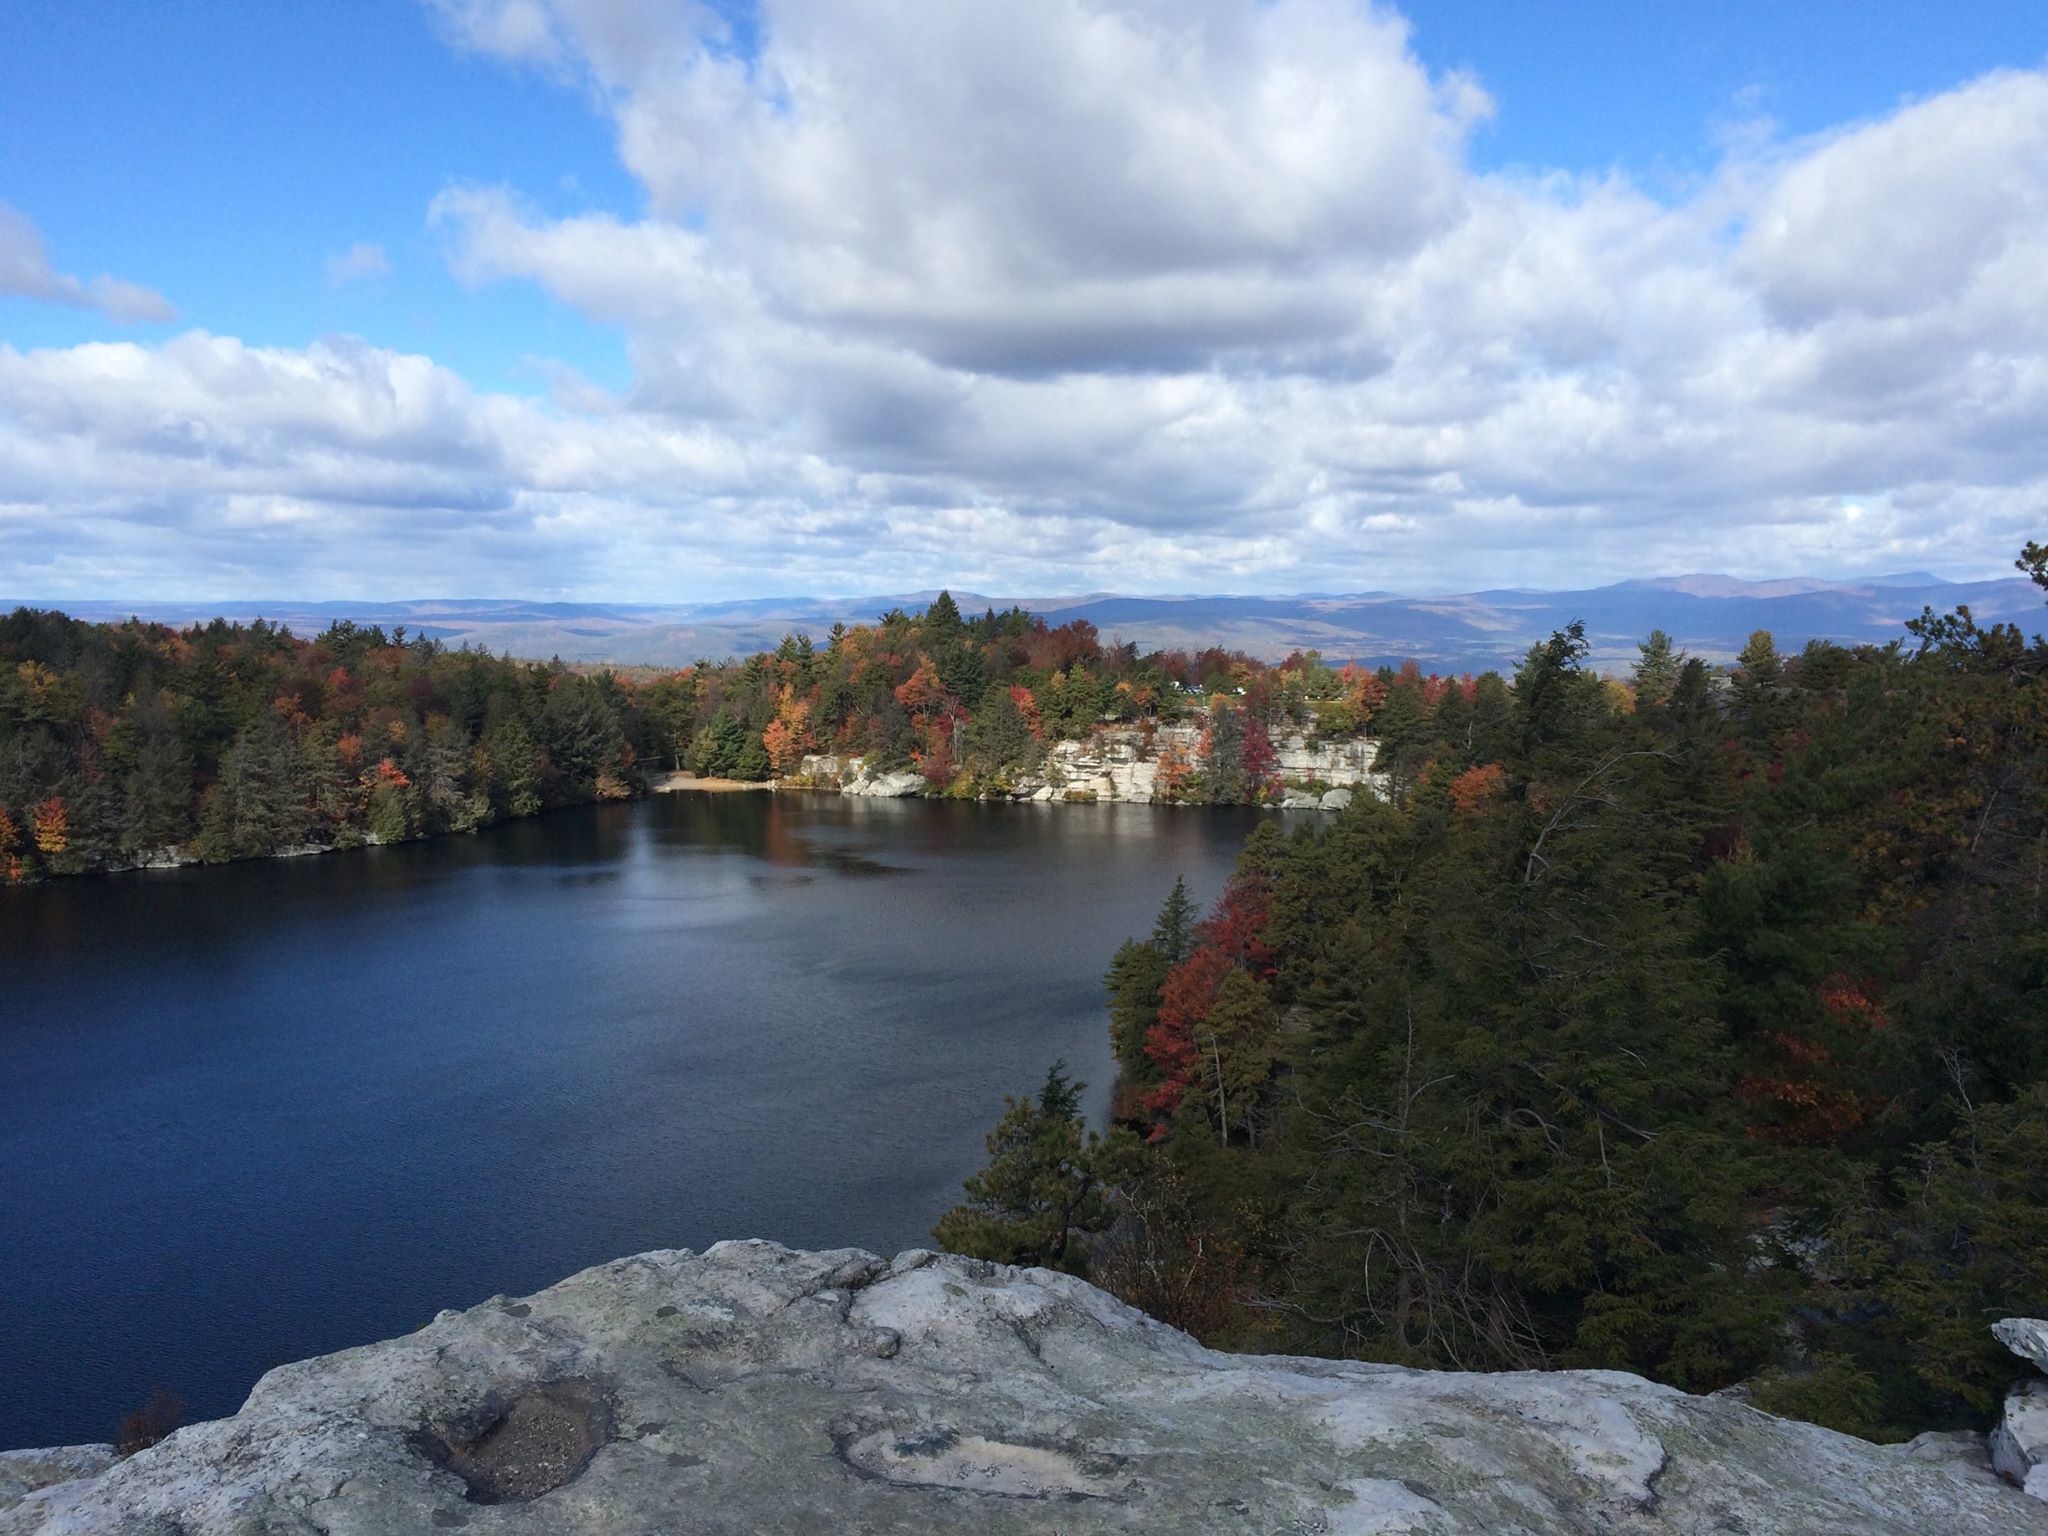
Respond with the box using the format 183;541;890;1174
802;725;1384;806
3;1242;2039;1534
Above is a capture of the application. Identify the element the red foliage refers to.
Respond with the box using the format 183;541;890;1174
1139;872;1274;1126
1142;945;1234;1124
1019;619;1102;674
1243;715;1278;798
1200;872;1275;975
1738;977;1887;1143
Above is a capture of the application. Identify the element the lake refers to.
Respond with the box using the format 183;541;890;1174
0;791;1271;1449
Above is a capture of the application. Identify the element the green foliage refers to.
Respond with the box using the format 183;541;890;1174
1051;567;2048;1441
933;1061;1125;1276
1151;876;1198;963
0;608;655;878
1633;629;1681;706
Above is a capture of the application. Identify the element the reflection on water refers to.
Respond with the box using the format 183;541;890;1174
0;793;1273;1448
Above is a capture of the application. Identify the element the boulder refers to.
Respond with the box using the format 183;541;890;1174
1995;1322;2048;1503
1320;787;1354;811
1994;1380;2048;1502
3;1242;2039;1535
847;769;926;798
1998;1319;2048;1376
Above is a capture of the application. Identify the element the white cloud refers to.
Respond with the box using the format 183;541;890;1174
9;4;2048;600
326;242;393;285
0;202;175;324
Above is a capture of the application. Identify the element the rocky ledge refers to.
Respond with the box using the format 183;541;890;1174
4;1242;2039;1535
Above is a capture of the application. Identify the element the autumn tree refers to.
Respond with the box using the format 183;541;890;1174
762;685;814;776
0;802;22;882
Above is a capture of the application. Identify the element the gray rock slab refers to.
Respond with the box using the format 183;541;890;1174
3;1242;2039;1534
1999;1319;2048;1375
0;1448;115;1516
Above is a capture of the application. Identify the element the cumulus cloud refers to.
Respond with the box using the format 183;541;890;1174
325;242;393;285
0;202;175;324
11;2;2048;599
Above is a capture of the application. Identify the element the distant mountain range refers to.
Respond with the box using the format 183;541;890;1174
12;572;2040;673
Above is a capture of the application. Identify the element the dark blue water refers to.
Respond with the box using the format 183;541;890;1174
0;792;1266;1449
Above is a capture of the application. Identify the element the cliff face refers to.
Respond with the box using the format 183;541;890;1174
803;725;1385;805
5;1242;2038;1535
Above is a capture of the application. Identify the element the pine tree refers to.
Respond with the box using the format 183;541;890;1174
1634;630;1681;706
933;1061;1122;1275
923;590;964;642
1152;876;1198;963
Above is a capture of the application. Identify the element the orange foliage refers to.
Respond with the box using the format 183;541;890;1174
1337;664;1387;725
0;804;21;883
1009;684;1043;738
1449;762;1507;814
762;685;815;776
1738;1072;1866;1143
371;758;410;790
1819;976;1890;1029
894;655;951;718
31;796;69;857
1155;738;1194;801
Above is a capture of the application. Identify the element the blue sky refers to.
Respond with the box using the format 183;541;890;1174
3;1;2047;599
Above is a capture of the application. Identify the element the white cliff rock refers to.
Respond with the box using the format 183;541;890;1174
1995;1318;2048;1502
798;722;1385;808
797;756;932;798
2;1243;2037;1535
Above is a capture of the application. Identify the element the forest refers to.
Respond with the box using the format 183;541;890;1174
0;593;1363;878
0;610;656;878
629;590;1360;799
936;544;2048;1443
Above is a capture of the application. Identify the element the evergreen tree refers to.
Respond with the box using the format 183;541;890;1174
1634;629;1682;706
937;641;986;709
1151;876;1198;963
923;590;964;643
932;1061;1123;1275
